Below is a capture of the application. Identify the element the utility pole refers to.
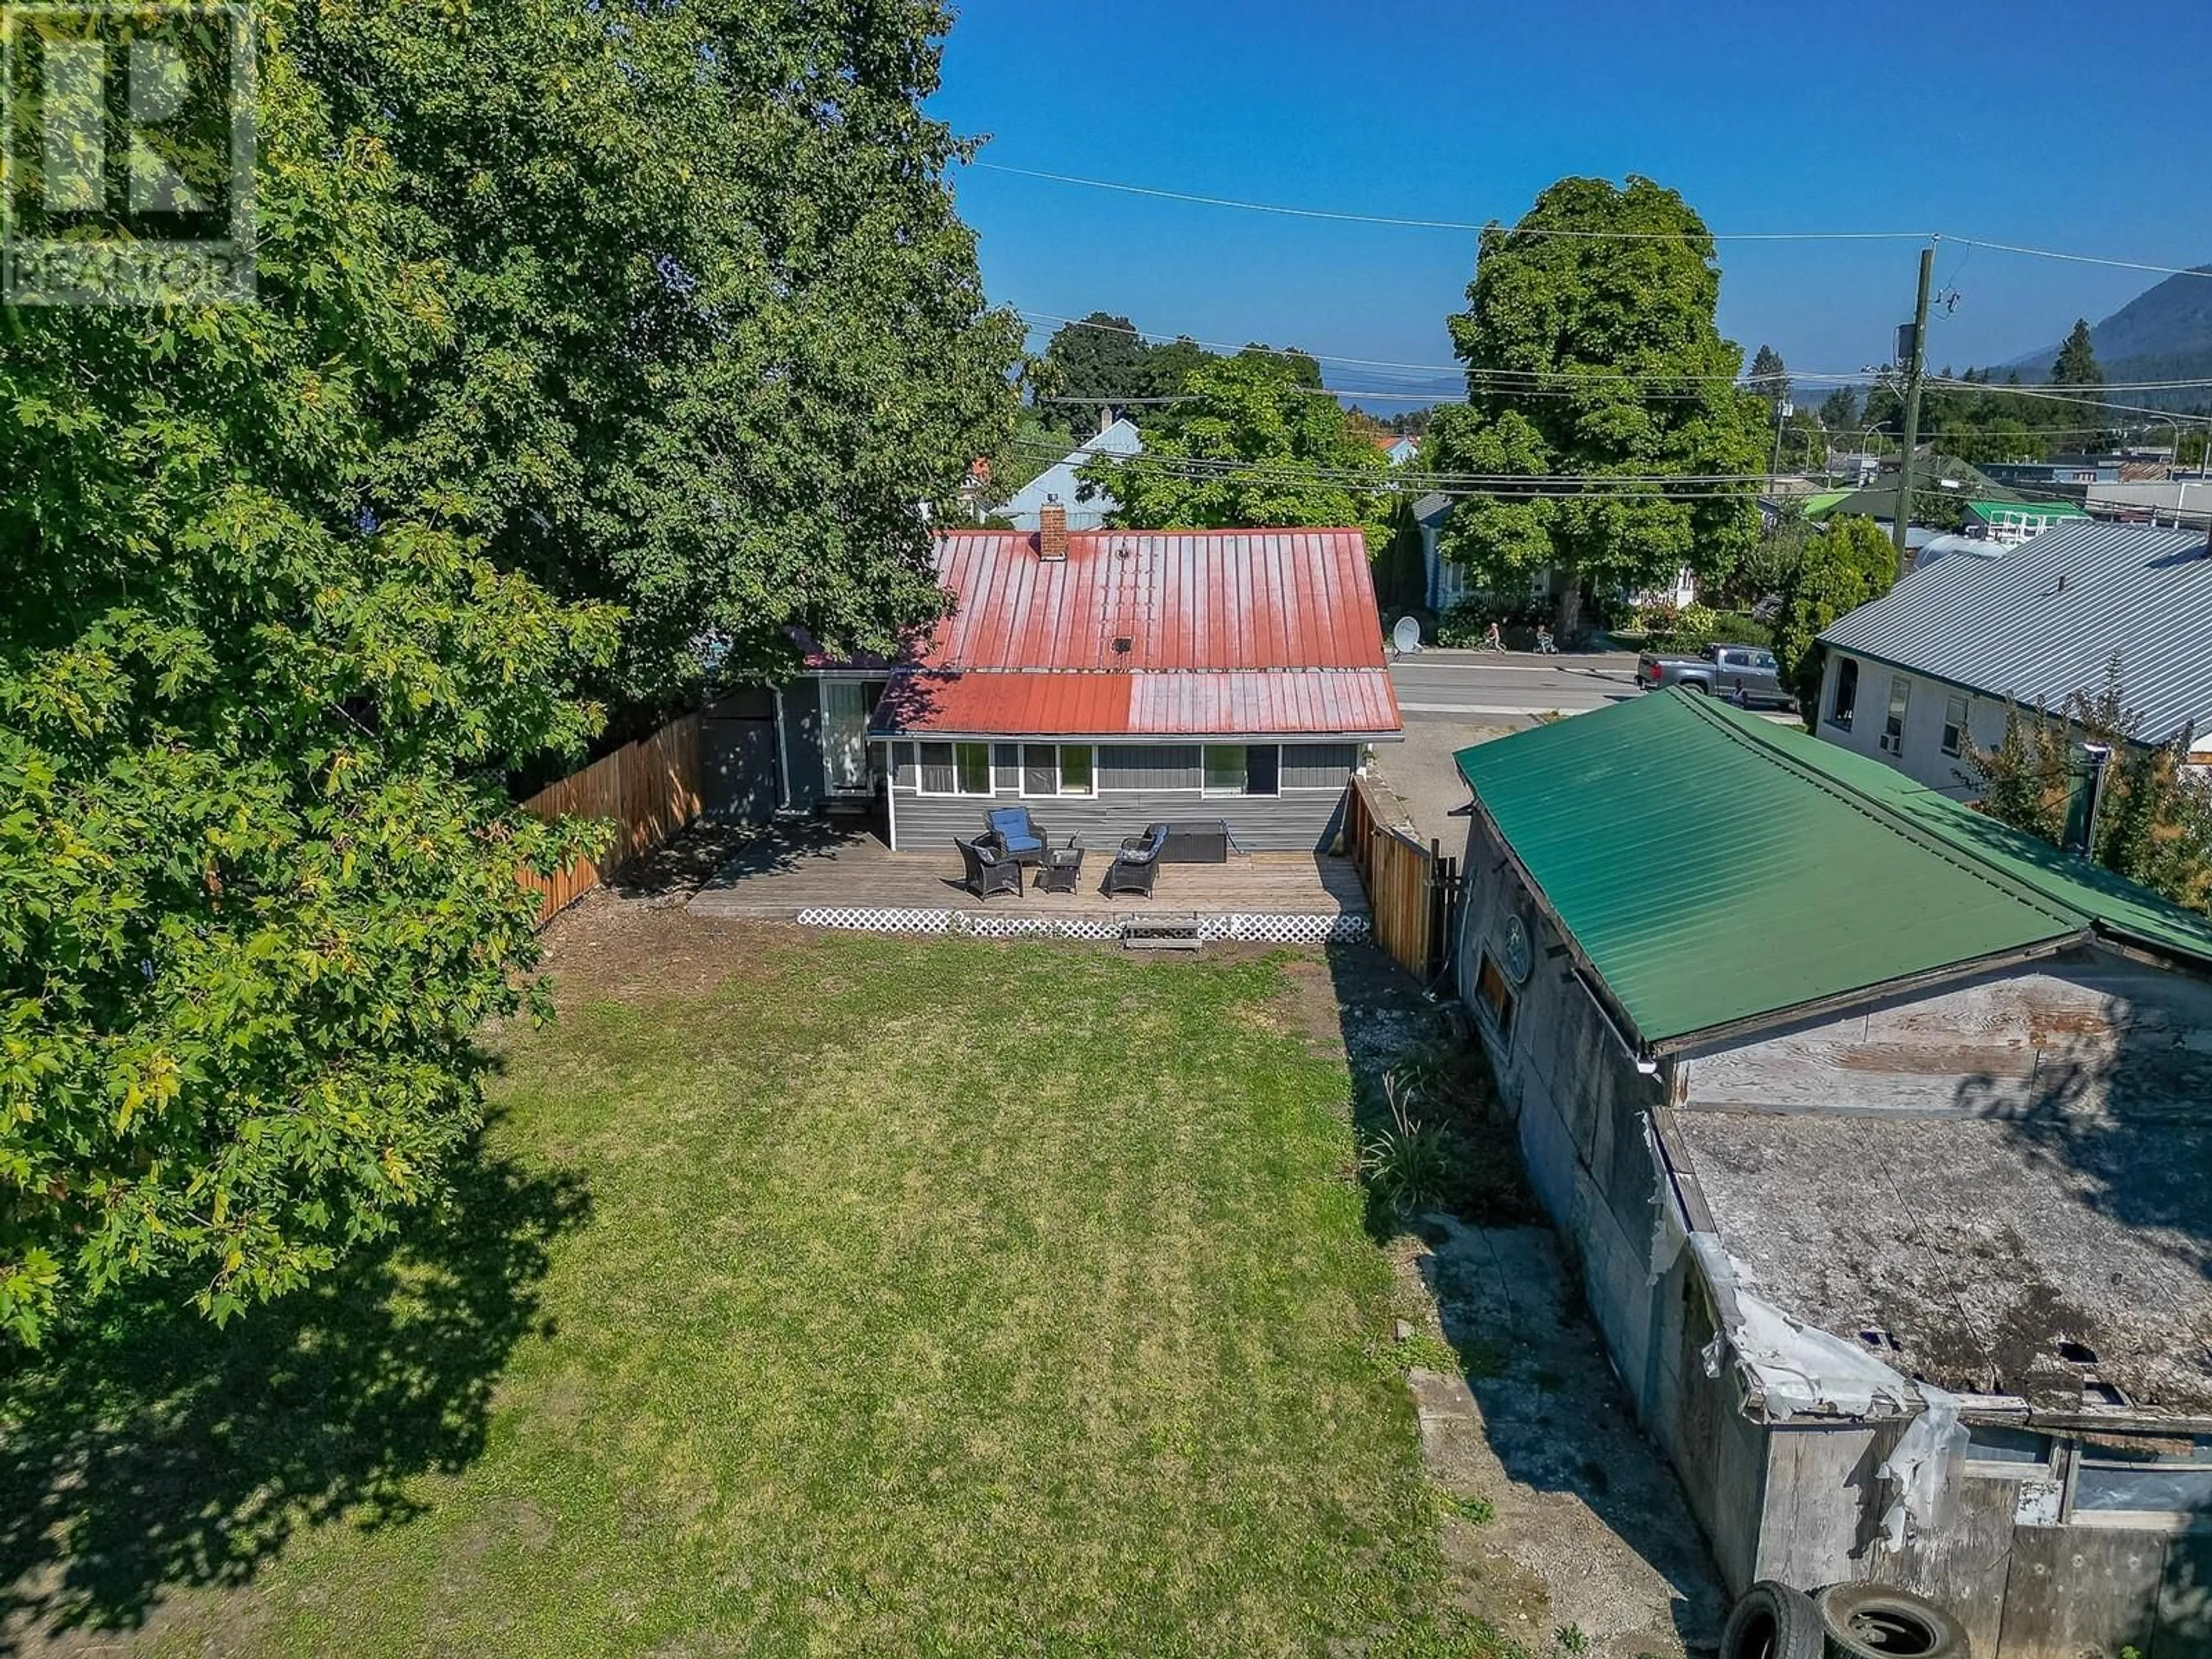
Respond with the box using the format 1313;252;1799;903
1890;244;1934;578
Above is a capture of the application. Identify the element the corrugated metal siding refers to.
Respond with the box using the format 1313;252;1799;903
891;781;1346;854
1820;521;2212;741
1283;743;1360;788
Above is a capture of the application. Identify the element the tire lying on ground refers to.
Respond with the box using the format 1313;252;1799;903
1721;1580;1825;1659
1814;1582;1969;1659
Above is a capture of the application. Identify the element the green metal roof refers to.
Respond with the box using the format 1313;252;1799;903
1797;490;1853;518
1453;691;2212;1048
1964;498;2087;523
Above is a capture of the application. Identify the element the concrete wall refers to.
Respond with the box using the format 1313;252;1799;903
885;740;1357;853
1815;652;2011;798
1454;809;1767;1589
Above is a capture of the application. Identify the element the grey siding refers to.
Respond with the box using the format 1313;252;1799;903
1100;744;1200;790
778;677;825;812
1282;743;1359;788
887;738;1353;852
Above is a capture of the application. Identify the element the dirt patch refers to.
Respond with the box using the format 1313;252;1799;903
1396;1219;1726;1659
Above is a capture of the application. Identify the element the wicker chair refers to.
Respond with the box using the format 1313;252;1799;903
956;835;1022;899
1105;823;1169;898
982;805;1048;866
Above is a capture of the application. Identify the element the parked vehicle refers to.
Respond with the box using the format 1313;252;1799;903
1637;642;1793;708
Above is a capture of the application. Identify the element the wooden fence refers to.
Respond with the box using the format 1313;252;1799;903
519;711;703;925
1344;774;1462;983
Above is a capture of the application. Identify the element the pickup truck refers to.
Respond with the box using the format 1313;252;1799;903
1636;642;1794;709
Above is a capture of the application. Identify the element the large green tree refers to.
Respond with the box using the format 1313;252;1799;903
1972;668;2212;915
0;22;613;1344
1768;515;1896;717
1033;313;1158;438
1082;354;1389;535
1422;176;1768;637
2050;319;2109;449
1748;344;1790;412
292;0;1020;711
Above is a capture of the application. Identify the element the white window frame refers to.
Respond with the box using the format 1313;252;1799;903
1881;675;1911;754
1018;743;1097;799
819;676;881;797
1201;743;1282;799
1941;694;1970;758
914;739;994;798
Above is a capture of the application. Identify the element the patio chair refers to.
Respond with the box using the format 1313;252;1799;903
956;836;1022;899
1105;823;1169;899
982;805;1048;866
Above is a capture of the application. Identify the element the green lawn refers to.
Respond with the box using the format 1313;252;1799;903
2;926;1491;1657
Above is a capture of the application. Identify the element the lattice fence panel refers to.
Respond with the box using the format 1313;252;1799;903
793;907;1368;946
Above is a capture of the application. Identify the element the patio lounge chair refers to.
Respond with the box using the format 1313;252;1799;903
956;836;1022;899
1105;823;1169;899
982;805;1048;866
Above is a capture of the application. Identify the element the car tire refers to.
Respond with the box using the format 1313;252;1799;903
1680;679;1709;695
1721;1581;1825;1659
1814;1582;1969;1659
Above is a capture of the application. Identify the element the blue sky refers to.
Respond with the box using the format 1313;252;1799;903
931;1;2212;399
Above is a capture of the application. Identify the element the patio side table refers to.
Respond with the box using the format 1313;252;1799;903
1039;839;1085;895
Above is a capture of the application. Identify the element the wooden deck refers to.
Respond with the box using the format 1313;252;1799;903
685;824;1368;924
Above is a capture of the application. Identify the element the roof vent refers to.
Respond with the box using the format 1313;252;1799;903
1112;636;1132;655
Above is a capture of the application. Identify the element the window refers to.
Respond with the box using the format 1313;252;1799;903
1882;675;1911;753
1963;1423;2051;1474
1474;952;1516;1043
1021;743;1096;797
821;679;883;794
1203;744;1281;797
1941;694;1969;757
918;740;992;796
1829;658;1858;730
1751;651;1779;675
2073;1435;2212;1521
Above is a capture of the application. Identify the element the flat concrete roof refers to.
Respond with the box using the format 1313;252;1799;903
1666;1107;2212;1418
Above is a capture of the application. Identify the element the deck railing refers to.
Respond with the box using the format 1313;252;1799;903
1343;773;1461;983
519;712;702;923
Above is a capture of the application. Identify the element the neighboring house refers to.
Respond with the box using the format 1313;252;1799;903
1370;432;1420;467
2085;479;2212;525
774;505;1402;851
1453;688;2212;1659
1961;498;2086;543
1816;520;2212;797
1985;455;2127;489
1407;491;1463;611
999;417;1143;531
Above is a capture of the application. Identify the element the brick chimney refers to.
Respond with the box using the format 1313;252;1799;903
1038;497;1069;562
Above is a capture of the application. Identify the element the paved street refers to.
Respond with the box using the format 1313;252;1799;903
1388;649;1642;721
1373;652;1641;843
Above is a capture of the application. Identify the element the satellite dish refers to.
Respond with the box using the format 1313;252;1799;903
1391;615;1422;655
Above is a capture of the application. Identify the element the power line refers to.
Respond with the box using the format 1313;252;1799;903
980;162;2212;281
977;162;1934;241
1017;307;1878;384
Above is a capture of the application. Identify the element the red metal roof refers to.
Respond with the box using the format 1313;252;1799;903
863;528;1402;740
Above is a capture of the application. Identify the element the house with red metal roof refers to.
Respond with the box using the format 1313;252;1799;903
779;503;1402;852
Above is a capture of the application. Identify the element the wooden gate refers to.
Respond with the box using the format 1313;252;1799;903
1344;774;1462;982
519;712;703;924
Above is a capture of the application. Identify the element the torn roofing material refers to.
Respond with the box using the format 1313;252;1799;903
1668;1108;2212;1416
1452;690;2212;1048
